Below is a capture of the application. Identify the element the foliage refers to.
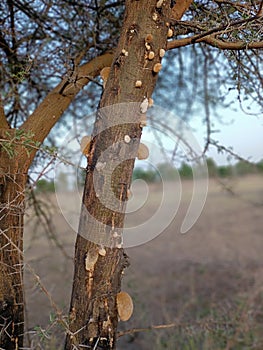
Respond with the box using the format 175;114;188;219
1;0;263;348
1;0;125;127
206;158;218;177
256;159;263;173
1;0;262;131
157;163;178;181
133;158;263;182
235;160;256;175
179;162;193;179
0;129;40;158
216;165;233;178
36;179;55;193
132;167;158;183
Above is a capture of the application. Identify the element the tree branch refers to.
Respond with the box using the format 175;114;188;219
214;0;259;14
201;36;263;49
0;97;10;129
0;30;14;63
117;319;237;338
171;0;193;20
187;13;262;43
168;3;263;50
167;33;263;50
20;52;114;152
258;0;263;16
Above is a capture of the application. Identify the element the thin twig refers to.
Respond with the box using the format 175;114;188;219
117;319;238;338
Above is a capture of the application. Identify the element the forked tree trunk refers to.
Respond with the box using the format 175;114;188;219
0;51;115;350
65;1;171;349
0;130;28;349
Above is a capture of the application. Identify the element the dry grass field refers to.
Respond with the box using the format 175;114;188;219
24;175;263;349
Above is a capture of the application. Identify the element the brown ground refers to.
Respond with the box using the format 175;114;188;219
24;175;263;349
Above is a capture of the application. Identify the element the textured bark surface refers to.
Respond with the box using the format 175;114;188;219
0;129;28;349
65;1;172;349
0;1;194;348
21;52;114;165
0;39;114;350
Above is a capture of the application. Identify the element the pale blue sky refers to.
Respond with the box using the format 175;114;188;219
192;110;263;165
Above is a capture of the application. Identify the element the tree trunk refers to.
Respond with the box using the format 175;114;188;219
65;1;171;349
0;130;28;349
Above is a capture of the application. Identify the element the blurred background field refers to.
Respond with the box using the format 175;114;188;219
24;174;263;349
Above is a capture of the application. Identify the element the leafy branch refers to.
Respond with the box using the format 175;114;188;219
0;129;41;158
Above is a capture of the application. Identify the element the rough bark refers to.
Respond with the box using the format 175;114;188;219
20;52;114;163
0;50;114;350
0;100;9;129
0;47;114;350
65;1;172;349
0;53;113;349
171;0;192;20
167;34;263;50
0;1;194;348
0;130;28;349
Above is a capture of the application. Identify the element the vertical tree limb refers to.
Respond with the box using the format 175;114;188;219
0;98;10;129
20;52;113;162
65;0;172;349
171;0;193;20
